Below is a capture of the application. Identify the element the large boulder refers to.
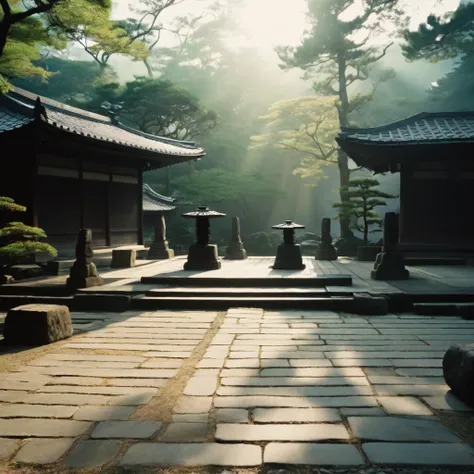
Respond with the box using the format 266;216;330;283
4;304;73;346
443;343;474;406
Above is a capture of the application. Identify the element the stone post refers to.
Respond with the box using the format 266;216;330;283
148;215;175;260
371;212;409;280
225;217;247;260
66;229;104;290
315;218;338;261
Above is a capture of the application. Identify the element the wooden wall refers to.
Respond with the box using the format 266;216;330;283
35;154;141;256
400;163;474;252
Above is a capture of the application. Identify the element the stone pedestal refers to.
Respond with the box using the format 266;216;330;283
225;217;247;260
4;304;72;346
184;243;221;271
66;229;104;290
111;249;136;268
272;220;306;270
273;244;305;270
315;218;337;261
148;215;175;260
371;213;409;280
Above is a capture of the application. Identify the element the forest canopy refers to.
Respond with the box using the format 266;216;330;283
0;0;469;242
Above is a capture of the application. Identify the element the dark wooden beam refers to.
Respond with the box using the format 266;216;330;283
78;158;84;229
106;174;112;246
137;169;144;245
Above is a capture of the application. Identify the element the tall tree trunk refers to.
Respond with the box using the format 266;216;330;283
336;50;352;238
144;59;154;78
0;22;10;58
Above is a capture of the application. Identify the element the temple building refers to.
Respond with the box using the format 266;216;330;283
0;87;204;257
336;112;474;260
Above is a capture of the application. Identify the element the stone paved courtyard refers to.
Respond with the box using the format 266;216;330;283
1;308;474;471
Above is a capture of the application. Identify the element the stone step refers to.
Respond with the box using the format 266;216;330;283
414;302;474;319
46;247;149;274
140;275;353;288
0;295;74;311
131;295;354;311
145;287;332;298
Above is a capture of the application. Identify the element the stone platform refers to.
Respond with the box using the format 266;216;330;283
0;308;474;470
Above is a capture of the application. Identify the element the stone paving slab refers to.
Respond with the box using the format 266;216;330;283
45;376;105;386
348;416;461;442
0;403;78;419
377;396;433;416
42;354;146;362
263;442;365;465
215;423;349;441
423;393;474;411
220;377;370;386
19;367;178;378
38;385;159;396
184;376;218;396
66;440;122;468
0;419;91;437
13;438;75;464
73;406;136;421
253;408;341;423
120;442;262;466
362;442;474;465
217;385;373;397
91;421;162;439
214;395;379;408
0;438;19;460
160;423;208;442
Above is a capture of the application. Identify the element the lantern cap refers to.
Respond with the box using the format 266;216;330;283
272;219;305;230
182;206;226;218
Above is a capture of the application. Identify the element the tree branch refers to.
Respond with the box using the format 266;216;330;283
10;0;59;24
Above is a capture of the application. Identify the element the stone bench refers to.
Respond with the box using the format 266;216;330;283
111;249;136;268
4;304;72;346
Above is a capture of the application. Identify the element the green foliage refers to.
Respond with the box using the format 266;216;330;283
427;53;474;111
276;0;404;125
13;57;117;103
251;96;339;185
171;169;281;207
402;3;474;62
0;197;57;269
333;178;397;244
0;196;26;213
0;0;141;91
118;77;217;139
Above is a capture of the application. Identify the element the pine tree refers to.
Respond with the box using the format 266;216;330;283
0;197;57;281
333;178;397;245
276;0;404;237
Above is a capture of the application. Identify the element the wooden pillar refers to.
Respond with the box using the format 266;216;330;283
137;169;144;245
106;174;112;247
30;153;39;228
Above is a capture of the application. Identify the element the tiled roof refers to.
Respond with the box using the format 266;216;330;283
339;112;474;144
143;184;176;213
0;87;205;160
0;107;33;133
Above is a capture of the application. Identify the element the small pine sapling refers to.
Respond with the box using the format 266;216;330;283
0;197;57;282
333;178;397;245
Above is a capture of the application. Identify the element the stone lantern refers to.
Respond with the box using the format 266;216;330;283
272;220;306;270
182;206;226;271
